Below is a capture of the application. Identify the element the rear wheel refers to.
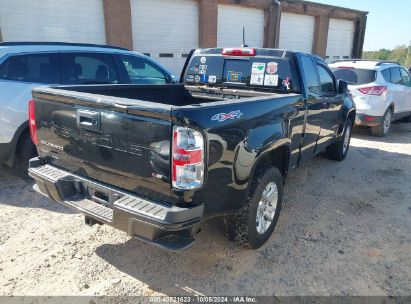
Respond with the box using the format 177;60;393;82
371;108;392;137
224;165;283;249
325;118;353;161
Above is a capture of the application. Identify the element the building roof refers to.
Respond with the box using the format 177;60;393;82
281;0;369;15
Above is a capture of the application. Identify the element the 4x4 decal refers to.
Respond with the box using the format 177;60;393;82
211;110;243;122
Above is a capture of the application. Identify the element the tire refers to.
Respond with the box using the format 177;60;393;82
14;131;37;175
325;118;353;161
371;108;392;137
224;165;283;249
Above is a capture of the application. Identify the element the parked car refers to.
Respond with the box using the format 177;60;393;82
29;47;355;250
0;42;175;169
329;60;411;136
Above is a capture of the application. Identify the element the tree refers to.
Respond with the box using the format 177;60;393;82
363;45;411;67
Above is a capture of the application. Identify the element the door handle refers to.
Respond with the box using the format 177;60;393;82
77;110;101;132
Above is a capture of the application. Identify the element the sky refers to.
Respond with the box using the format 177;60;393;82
310;0;411;51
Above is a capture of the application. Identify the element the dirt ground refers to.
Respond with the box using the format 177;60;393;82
0;123;410;297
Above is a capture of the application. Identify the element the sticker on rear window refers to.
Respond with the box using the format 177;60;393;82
200;57;207;64
252;62;266;74
201;74;208;82
195;75;201;83
250;74;264;86
227;71;242;82
282;77;291;90
264;74;279;86
266;62;278;74
189;65;199;74
199;65;207;74
208;76;217;84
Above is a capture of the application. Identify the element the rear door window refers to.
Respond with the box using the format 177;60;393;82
381;69;391;83
0;53;59;84
390;68;402;85
331;68;376;85
61;52;120;84
400;68;411;87
120;55;168;84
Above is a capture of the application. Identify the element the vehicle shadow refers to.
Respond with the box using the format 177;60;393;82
0;164;76;214
353;121;411;144
95;141;411;295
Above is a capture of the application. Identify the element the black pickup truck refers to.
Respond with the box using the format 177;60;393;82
29;48;355;251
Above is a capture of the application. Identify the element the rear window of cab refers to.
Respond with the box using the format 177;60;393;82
184;55;296;93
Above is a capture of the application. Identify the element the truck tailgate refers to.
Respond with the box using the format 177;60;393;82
32;88;173;204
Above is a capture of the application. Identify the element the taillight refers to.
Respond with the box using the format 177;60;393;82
172;126;205;190
28;99;38;145
222;48;256;56
364;115;377;122
358;86;387;96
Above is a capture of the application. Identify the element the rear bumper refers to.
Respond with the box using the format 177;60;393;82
28;157;203;251
355;114;384;127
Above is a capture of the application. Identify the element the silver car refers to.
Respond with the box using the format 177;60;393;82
0;42;176;169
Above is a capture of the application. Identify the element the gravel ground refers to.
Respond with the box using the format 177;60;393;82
0;123;410;297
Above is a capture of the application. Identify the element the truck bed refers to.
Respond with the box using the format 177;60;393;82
31;83;296;206
38;84;278;108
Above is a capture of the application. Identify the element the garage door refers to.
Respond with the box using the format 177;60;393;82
279;13;315;53
217;5;265;48
326;19;355;60
0;0;106;44
131;0;199;77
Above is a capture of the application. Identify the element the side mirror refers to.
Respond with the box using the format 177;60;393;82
338;80;348;94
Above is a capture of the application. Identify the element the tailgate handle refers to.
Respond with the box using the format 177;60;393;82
77;110;101;132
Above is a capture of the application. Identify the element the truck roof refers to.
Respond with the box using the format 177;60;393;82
194;47;327;65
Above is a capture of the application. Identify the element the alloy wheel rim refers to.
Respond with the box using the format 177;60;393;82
256;182;278;235
343;125;351;154
383;111;392;134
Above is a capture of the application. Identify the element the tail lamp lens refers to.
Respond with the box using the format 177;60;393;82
172;126;205;190
364;115;377;122
28;99;38;145
358;86;387;96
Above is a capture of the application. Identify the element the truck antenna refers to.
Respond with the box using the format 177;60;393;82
242;27;249;47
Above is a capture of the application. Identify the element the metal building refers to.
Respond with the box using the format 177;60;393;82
0;0;368;75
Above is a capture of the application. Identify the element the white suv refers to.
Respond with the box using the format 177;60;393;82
0;42;175;169
329;60;411;136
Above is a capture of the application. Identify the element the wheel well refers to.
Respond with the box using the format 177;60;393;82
257;146;290;179
348;110;356;124
4;122;30;167
16;128;30;154
15;127;37;163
